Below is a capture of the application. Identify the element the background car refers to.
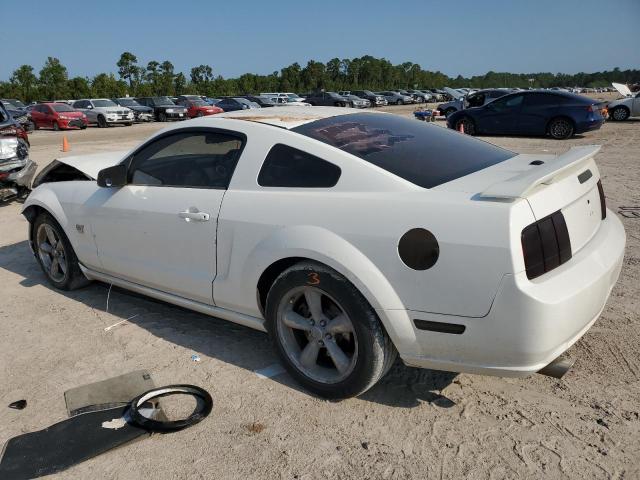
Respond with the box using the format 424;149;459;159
438;88;511;117
242;95;277;108
176;95;224;117
607;82;640;121
303;91;351;107
135;96;188;122
349;90;387;107
112;97;154;122
0;98;27;111
339;93;370;108
447;90;606;139
216;97;261;112
31;102;88;130
406;89;432;103
72;98;134;127
377;91;414;105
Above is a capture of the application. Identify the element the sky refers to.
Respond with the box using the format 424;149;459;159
1;0;638;81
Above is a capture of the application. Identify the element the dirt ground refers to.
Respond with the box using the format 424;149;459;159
1;97;639;479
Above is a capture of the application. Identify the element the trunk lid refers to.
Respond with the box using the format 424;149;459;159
438;145;604;256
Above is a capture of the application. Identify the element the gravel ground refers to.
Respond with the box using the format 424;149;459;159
1;97;639;479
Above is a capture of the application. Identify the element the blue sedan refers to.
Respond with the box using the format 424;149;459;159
447;91;606;139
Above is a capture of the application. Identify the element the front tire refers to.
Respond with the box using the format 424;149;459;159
610;106;630;121
33;213;90;290
265;261;396;399
159;112;167;122
97;115;107;128
455;117;476;135
53;121;60;131
548;117;574;139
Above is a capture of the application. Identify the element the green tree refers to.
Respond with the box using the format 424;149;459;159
117;52;139;89
67;76;92;99
91;73;127;98
39;57;69;100
10;65;38;102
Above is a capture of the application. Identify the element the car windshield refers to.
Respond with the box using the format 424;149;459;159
292;113;516;189
117;98;140;106
93;99;117;107
52;104;74;112
287;94;302;100
363;91;375;96
10;100;26;108
257;97;275;105
187;99;208;106
153;96;175;105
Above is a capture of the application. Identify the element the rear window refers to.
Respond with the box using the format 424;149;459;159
292;113;515;189
52;103;74;112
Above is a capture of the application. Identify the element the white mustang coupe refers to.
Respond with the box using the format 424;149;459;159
23;107;625;398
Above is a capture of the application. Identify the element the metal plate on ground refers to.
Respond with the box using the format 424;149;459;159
64;370;156;416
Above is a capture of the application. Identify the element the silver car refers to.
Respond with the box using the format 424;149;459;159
72;98;134;127
377;91;414;105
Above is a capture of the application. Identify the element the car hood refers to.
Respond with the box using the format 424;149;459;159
612;82;632;97
127;105;153;112
57;150;128;179
443;87;464;99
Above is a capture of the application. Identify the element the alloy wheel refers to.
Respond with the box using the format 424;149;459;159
36;223;68;283
276;286;358;384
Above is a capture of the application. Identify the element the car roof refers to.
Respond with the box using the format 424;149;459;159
208;106;378;129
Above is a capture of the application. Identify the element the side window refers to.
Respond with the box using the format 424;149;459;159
467;93;485;107
129;130;244;189
523;94;557;107
258;144;341;188
491;95;524;111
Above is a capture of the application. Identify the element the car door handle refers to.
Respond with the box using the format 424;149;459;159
179;210;210;222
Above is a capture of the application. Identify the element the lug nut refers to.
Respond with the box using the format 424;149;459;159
310;320;315;326
325;334;331;340
320;320;326;327
318;340;324;346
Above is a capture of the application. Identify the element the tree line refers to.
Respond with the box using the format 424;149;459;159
2;52;638;103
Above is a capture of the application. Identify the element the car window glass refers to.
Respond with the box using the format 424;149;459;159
130;131;244;189
467;94;485;107
292;112;514;189
491;95;523;111
523;94;558;107
258;144;341;188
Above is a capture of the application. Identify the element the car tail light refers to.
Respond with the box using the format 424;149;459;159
521;211;572;280
597;180;606;220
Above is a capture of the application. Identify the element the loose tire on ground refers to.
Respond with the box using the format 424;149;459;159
265;261;397;399
32;212;90;290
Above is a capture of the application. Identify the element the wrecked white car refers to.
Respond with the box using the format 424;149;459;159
607;83;640;121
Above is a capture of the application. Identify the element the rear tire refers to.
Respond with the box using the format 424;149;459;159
32;213;90;291
265;261;397;399
548;117;574;139
610;106;630;121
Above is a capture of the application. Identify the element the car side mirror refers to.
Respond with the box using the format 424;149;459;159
97;164;127;188
87;105;93;109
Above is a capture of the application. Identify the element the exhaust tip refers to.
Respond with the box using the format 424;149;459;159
538;356;575;379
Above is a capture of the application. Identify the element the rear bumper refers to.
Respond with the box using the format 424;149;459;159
398;211;625;376
576;118;605;133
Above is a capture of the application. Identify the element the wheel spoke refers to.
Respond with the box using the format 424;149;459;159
325;338;351;374
304;289;324;322
50;258;59;276
39;243;53;254
283;310;312;331
299;341;320;369
44;225;57;247
327;314;352;334
57;257;67;275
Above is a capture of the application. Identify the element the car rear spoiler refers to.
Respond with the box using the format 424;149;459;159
480;145;601;199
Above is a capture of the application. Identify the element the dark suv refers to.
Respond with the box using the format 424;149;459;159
303;92;351;107
134;96;188;122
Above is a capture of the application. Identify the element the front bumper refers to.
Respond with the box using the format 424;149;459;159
396;212;626;376
105;115;134;124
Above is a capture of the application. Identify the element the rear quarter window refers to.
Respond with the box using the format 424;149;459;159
258;144;341;188
292;113;515;189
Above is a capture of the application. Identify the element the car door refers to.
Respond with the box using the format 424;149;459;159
32;105;47;128
633;92;640;116
89;128;245;304
478;94;524;134
519;93;558;135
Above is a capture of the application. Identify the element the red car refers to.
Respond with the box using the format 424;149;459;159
31;102;88;130
176;95;223;118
